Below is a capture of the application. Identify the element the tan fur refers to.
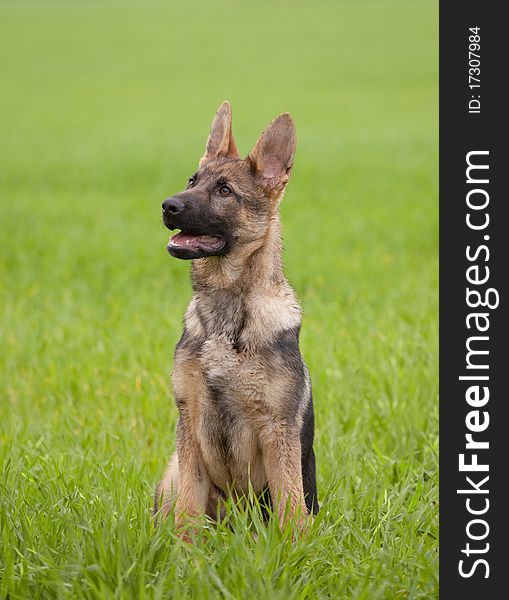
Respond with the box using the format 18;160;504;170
199;101;239;167
158;452;179;517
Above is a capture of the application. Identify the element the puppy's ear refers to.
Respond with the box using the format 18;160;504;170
199;101;239;166
248;113;296;194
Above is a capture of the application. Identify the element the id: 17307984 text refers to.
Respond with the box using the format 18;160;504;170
468;27;481;114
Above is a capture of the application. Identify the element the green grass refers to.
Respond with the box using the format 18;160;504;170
0;1;438;598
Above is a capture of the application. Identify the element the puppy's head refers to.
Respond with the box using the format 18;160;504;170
162;101;296;260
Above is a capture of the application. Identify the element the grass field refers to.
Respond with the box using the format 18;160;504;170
0;1;438;598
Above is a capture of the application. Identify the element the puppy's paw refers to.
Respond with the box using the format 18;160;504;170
175;515;205;544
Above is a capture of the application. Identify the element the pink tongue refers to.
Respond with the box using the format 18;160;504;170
170;233;200;248
170;232;222;249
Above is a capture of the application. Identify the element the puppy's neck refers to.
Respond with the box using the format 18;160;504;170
191;214;284;294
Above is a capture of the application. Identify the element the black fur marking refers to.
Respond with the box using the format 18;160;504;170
300;391;319;514
194;290;247;349
163;186;239;258
175;326;199;355
271;327;304;374
206;383;237;463
175;328;189;351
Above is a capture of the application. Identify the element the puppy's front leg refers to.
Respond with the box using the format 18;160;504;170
260;427;308;530
174;416;210;529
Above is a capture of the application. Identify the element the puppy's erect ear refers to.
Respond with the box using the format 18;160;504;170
248;113;296;194
199;101;239;167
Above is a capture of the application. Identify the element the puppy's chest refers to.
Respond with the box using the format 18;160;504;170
198;394;266;493
198;335;266;409
177;290;301;493
194;322;268;493
195;293;266;394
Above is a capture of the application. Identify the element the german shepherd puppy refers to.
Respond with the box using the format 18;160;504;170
155;102;318;531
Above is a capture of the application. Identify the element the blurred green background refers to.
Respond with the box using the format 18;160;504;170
0;1;437;598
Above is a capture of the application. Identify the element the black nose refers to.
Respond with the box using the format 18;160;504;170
162;197;185;216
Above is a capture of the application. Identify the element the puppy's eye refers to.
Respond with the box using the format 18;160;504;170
219;184;232;196
187;176;196;188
